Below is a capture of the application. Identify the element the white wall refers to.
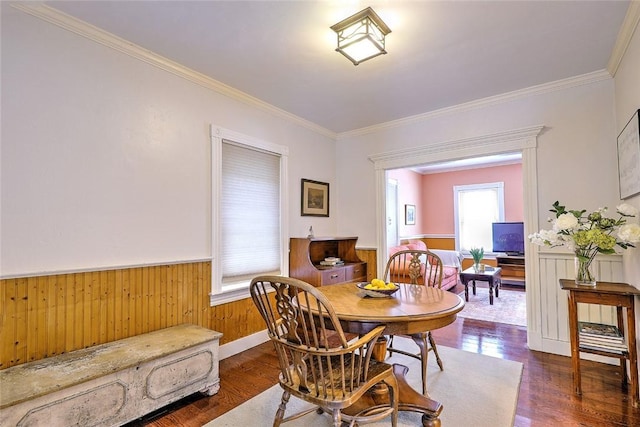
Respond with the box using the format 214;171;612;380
336;78;619;248
336;74;626;355
0;5;337;277
614;14;640;284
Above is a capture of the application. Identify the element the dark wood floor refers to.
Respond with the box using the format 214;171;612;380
130;286;640;427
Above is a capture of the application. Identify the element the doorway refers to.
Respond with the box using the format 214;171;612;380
385;157;526;327
369;125;543;350
386;178;399;250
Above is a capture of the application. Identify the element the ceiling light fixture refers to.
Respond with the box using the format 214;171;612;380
330;7;391;66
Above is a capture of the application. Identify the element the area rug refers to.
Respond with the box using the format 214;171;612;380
208;337;523;427
457;287;527;327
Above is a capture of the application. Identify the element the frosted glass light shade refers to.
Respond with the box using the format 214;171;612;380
330;7;391;66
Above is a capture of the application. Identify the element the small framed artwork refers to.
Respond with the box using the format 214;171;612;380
617;109;640;199
301;179;329;217
405;204;416;225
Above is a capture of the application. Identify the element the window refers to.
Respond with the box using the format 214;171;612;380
210;126;288;304
454;182;504;254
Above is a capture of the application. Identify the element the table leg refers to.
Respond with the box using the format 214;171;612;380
463;278;469;302
489;279;494;305
625;304;639;407
372;336;388;362
342;364;443;427
567;291;581;395
472;280;476;295
617;307;628;386
495;278;500;298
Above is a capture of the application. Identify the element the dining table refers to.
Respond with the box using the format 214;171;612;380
312;281;465;427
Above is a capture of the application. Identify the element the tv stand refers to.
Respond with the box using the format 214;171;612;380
496;255;525;287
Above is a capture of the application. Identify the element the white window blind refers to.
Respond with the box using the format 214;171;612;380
221;140;281;285
210;125;288;305
454;182;504;253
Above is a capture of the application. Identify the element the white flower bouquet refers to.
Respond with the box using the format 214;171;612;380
529;201;640;285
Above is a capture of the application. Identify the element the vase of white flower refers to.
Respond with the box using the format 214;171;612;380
574;254;596;286
529;201;640;286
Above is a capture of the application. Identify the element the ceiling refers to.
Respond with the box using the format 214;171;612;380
42;1;629;135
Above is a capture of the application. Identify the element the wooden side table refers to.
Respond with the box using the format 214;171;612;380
460;266;502;305
559;279;640;406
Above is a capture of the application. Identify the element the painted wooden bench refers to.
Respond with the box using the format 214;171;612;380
0;324;222;426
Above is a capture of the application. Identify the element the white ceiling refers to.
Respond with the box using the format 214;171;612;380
43;0;629;135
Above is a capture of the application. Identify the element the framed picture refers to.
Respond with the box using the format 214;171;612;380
301;179;329;217
405;204;416;225
617;109;640;199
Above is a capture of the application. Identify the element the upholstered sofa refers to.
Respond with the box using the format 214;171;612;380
387;240;460;291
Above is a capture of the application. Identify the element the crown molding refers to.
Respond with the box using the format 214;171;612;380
11;2;338;141
607;1;640;76
339;70;610;139
12;2;626;142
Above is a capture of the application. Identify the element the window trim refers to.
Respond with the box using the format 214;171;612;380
210;125;289;305
453;182;505;256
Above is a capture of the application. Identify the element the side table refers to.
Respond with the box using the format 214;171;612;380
460;266;502;305
559;279;640;407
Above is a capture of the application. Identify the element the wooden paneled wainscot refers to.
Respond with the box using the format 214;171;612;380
1;252;377;373
0;261;263;370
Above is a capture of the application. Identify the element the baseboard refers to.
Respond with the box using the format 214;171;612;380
219;330;269;360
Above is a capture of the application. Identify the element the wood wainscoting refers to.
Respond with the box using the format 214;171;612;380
1;248;378;370
1;261;256;369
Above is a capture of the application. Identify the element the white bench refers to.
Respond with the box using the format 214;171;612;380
0;324;222;426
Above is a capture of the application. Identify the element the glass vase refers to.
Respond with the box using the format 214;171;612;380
574;256;596;286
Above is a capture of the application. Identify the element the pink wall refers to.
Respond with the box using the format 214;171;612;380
387;168;424;237
421;163;523;234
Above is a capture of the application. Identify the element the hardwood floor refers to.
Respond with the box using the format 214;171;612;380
130;286;640;427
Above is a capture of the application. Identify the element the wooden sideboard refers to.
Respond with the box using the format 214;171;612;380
289;237;367;286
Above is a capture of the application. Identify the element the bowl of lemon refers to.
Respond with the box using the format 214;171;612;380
357;279;399;298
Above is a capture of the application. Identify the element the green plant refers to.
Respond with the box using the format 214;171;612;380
469;247;484;264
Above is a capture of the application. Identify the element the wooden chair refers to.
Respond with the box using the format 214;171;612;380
384;249;444;395
250;275;399;427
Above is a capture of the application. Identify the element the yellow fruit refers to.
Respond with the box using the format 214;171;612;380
371;278;385;288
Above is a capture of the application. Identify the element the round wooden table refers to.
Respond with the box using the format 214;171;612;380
315;282;465;427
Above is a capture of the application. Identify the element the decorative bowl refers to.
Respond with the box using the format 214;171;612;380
356;282;399;298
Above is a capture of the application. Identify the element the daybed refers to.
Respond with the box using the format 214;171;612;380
388;240;461;291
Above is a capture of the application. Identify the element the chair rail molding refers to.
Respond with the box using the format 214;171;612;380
370;125;545;350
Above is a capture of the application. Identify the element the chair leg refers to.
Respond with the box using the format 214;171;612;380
331;408;342;427
428;331;444;371
273;390;290;427
388;373;400;427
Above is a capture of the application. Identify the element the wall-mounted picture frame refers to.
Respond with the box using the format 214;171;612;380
405;204;416;225
301;179;329;217
617;109;640;200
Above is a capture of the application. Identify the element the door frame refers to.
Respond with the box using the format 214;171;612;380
369;125;544;350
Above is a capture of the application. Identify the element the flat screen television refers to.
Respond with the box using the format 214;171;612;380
492;222;525;256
